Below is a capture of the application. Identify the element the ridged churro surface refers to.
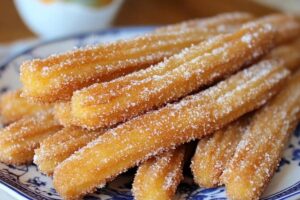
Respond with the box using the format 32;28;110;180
132;146;185;200
54;39;300;130
20;13;252;102
34;127;104;175
0;90;51;124
0;110;62;165
53;59;288;199
222;71;300;200
190;40;300;186
191;117;249;188
71;19;276;129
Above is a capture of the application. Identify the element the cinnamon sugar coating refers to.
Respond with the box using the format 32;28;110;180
0;110;62;165
191;117;249;188
53;59;289;199
222;71;300;200
191;38;300;189
132;146;185;200
71;18;277;129
54;102;73;127
0;90;51;124
34;126;104;175
20;13;252;102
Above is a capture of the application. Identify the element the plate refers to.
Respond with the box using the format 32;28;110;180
0;27;300;200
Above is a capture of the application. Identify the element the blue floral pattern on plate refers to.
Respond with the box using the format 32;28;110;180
0;27;299;200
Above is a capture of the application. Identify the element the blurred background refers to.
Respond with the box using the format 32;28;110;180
0;0;299;61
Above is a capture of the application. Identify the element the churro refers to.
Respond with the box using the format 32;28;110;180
259;14;300;45
53;58;289;199
189;39;300;189
0;90;51;124
132;146;185;200
20;13;253;102
265;38;300;71
71;17;277;129
191;117;249;188
34;127;104;175
54;40;300;130
0;110;62;165
222;71;300;200
54;102;73;127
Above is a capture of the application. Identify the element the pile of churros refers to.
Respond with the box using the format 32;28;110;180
0;12;300;200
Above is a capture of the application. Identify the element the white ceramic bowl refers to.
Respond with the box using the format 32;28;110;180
14;0;124;39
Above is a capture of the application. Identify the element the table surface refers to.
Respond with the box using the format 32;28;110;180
0;0;278;44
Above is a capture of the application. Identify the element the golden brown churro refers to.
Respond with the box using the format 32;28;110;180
54;102;73;127
22;38;300;130
191;41;300;186
222;71;300;200
190;39;300;190
265;39;300;71
132;146;185;200
53;59;289;199
71;18;278;130
20;13;252;102
0;90;51;124
54;39;300;129
191;117;249;188
0;110;62;165
34;127;105;175
259;14;300;45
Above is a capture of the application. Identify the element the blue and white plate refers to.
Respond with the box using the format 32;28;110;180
0;27;300;200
